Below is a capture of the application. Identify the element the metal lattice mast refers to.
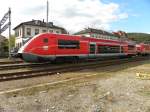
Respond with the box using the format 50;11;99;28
8;8;11;58
47;0;49;32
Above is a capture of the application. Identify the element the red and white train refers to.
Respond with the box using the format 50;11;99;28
136;43;150;55
18;33;150;62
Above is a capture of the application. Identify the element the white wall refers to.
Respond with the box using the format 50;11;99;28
24;25;62;38
15;25;62;48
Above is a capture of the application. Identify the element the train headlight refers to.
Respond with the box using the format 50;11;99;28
43;46;49;50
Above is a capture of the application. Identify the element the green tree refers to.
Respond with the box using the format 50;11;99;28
1;38;8;57
127;33;150;43
1;35;16;56
9;35;15;48
3;39;8;52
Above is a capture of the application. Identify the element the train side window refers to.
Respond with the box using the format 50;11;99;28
90;44;96;54
58;39;80;49
128;45;135;50
43;38;48;43
97;45;120;53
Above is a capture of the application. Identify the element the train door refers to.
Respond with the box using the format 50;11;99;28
89;43;96;58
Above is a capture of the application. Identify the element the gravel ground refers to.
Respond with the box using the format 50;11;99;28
0;59;150;112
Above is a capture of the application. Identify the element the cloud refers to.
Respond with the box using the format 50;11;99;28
0;0;128;36
118;13;128;19
22;5;45;15
50;0;128;32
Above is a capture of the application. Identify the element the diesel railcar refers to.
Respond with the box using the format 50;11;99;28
136;43;150;55
18;33;137;62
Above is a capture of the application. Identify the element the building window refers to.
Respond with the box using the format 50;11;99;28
56;31;59;34
17;43;22;48
42;30;47;33
15;31;19;37
19;29;22;36
91;34;94;37
49;30;53;33
27;28;31;36
20;43;22;47
35;29;39;35
58;39;80;49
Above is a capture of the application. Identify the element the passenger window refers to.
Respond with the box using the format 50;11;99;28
43;38;48;43
58;39;80;49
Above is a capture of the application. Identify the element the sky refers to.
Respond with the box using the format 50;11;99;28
0;0;150;36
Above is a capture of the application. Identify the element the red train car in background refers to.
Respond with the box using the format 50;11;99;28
136;43;150;55
18;33;137;62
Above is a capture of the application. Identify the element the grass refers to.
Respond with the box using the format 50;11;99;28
139;90;150;96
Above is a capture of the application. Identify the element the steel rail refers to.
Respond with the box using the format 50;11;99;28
0;62;53;70
0;56;149;82
0;60;22;65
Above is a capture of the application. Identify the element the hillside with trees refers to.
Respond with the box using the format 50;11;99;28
127;33;150;43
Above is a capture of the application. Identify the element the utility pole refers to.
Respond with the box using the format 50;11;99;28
46;0;49;32
8;8;11;58
0;24;1;35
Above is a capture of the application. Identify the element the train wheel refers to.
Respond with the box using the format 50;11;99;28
72;56;79;63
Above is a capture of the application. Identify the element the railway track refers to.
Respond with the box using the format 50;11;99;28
0;59;23;65
0;62;53;70
0;56;149;82
0;57;124;70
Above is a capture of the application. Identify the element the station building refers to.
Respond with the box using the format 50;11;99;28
74;28;119;40
13;19;67;49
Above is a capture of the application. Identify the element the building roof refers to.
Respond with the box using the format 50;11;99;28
13;20;67;34
74;28;114;36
